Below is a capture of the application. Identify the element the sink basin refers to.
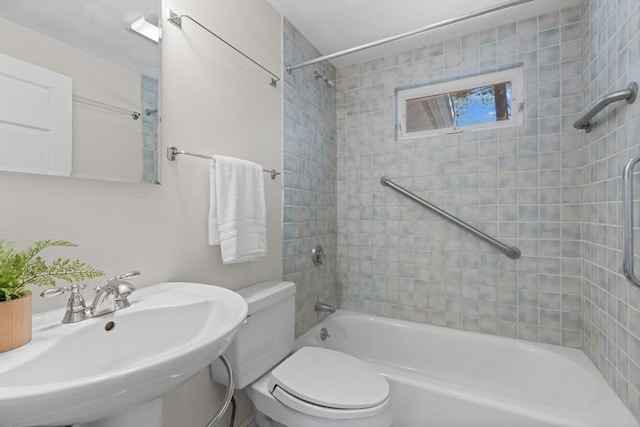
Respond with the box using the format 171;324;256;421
0;282;248;427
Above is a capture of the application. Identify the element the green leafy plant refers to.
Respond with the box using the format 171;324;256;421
0;240;104;302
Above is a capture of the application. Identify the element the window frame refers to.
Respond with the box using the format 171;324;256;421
396;67;524;140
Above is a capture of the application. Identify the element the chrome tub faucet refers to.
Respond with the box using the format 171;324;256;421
315;301;335;314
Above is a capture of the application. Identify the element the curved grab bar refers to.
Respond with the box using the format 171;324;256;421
573;82;637;132
380;176;520;259
206;355;235;427
622;154;640;288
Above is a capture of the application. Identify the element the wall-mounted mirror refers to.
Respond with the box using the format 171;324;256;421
396;67;524;140
0;0;161;184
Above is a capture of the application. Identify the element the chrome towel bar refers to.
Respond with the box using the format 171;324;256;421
73;95;141;120
622;154;640;288
573;82;637;132
380;176;521;259
167;146;281;180
167;11;280;88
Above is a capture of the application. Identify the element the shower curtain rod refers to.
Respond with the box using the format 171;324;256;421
285;0;535;73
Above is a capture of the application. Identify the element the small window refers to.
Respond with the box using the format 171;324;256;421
396;67;524;140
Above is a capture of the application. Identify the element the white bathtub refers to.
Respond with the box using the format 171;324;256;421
294;310;638;427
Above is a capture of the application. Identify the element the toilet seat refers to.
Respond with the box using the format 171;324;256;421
267;347;390;419
270;385;391;420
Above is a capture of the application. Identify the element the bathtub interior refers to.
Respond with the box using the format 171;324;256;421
297;311;596;407
294;310;639;427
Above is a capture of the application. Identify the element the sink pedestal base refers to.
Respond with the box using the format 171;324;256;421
78;398;162;427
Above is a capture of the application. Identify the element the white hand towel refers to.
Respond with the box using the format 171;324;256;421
209;155;267;264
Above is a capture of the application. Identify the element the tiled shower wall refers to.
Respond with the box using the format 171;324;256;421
335;6;585;347
581;0;640;417
282;19;338;336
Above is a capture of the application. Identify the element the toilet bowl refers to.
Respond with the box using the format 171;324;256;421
212;281;392;427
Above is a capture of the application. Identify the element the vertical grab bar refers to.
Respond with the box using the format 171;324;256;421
622;154;640;288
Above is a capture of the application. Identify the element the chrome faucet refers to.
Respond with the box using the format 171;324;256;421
41;271;140;323
91;275;137;316
315;301;336;314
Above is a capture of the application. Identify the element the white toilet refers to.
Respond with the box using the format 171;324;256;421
212;280;392;427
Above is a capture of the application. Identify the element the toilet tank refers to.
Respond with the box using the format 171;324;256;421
212;280;295;389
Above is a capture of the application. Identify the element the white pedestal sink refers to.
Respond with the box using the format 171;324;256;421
0;282;248;427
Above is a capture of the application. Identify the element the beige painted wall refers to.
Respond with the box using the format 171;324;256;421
0;0;283;425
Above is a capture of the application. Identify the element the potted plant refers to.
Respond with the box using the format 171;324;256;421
0;239;104;352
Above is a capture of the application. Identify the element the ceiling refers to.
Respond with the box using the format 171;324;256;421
266;0;583;68
0;0;582;74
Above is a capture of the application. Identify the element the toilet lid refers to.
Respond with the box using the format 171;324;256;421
268;346;389;410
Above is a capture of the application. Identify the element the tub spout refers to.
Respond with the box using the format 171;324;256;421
315;301;335;314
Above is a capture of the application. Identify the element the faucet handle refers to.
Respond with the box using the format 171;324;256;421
40;287;66;298
40;283;87;298
69;283;88;291
108;271;141;282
